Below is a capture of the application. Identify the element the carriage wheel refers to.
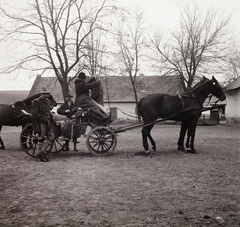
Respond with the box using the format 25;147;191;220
86;126;117;156
20;123;53;158
50;137;68;153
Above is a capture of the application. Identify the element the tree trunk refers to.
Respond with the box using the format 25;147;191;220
61;75;70;101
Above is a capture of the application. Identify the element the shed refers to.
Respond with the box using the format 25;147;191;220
28;75;184;119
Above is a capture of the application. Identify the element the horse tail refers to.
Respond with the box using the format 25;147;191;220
136;98;144;117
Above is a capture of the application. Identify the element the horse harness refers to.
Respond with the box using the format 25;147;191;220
178;93;202;112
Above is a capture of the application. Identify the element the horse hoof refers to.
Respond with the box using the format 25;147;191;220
152;147;156;152
145;150;150;155
186;149;196;154
178;146;185;151
0;146;5;150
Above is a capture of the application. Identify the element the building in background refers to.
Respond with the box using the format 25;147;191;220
224;77;240;124
28;75;184;120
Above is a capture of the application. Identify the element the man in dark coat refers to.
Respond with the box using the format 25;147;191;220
90;77;104;106
57;93;75;119
74;72;110;125
32;88;55;162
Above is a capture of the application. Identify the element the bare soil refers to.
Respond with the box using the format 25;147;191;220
0;123;239;227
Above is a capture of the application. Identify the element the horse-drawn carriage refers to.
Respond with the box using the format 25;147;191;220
20;107;119;157
1;76;226;158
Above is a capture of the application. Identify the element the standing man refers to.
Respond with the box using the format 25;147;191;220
57;93;76;151
32;88;55;162
89;76;104;106
57;93;75;119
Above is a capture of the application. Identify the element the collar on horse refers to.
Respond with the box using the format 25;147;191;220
178;93;202;111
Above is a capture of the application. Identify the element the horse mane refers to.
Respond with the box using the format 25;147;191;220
190;77;208;90
12;93;41;111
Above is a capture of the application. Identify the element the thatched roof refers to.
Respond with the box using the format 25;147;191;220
28;75;184;103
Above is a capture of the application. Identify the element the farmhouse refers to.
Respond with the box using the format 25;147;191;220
224;77;240;124
28;75;184;119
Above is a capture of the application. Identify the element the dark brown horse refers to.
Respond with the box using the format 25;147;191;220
136;76;226;154
0;93;57;149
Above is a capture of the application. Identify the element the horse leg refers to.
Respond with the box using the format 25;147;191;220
186;132;191;152
141;126;149;153
186;122;197;153
147;134;156;152
189;124;197;153
0;126;5;150
147;124;156;152
177;121;188;151
0;138;5;150
141;124;155;154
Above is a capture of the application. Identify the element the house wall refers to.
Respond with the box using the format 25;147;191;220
225;89;240;123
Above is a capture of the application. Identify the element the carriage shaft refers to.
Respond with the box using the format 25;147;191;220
113;106;199;134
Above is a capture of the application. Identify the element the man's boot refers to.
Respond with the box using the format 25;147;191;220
38;140;51;162
73;138;78;151
63;140;70;151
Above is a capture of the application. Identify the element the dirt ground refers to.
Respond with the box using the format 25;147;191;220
0;123;239;227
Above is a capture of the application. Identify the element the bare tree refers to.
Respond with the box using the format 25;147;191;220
0;0;115;99
149;1;231;90
222;44;240;86
80;29;116;77
115;12;147;108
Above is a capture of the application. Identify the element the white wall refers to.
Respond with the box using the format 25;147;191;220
105;102;137;120
225;89;240;123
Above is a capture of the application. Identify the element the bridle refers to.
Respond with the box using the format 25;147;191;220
179;79;223;110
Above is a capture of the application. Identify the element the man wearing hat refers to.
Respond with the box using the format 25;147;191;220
74;72;110;125
57;93;76;151
32;88;55;162
57;93;75;119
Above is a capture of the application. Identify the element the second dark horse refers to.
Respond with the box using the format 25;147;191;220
0;93;57;149
136;76;226;154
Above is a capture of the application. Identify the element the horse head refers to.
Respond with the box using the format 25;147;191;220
210;76;226;101
22;93;57;112
47;94;57;109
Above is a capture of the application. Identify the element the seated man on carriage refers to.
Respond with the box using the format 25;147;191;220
57;93;77;151
74;72;111;126
57;93;75;119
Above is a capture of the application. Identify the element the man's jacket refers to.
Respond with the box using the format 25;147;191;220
32;96;51;123
57;101;75;118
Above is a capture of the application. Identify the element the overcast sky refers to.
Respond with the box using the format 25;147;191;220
0;0;239;90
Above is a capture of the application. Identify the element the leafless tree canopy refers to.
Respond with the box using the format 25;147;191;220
149;2;232;90
0;0;238;97
115;12;147;106
0;0;115;98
